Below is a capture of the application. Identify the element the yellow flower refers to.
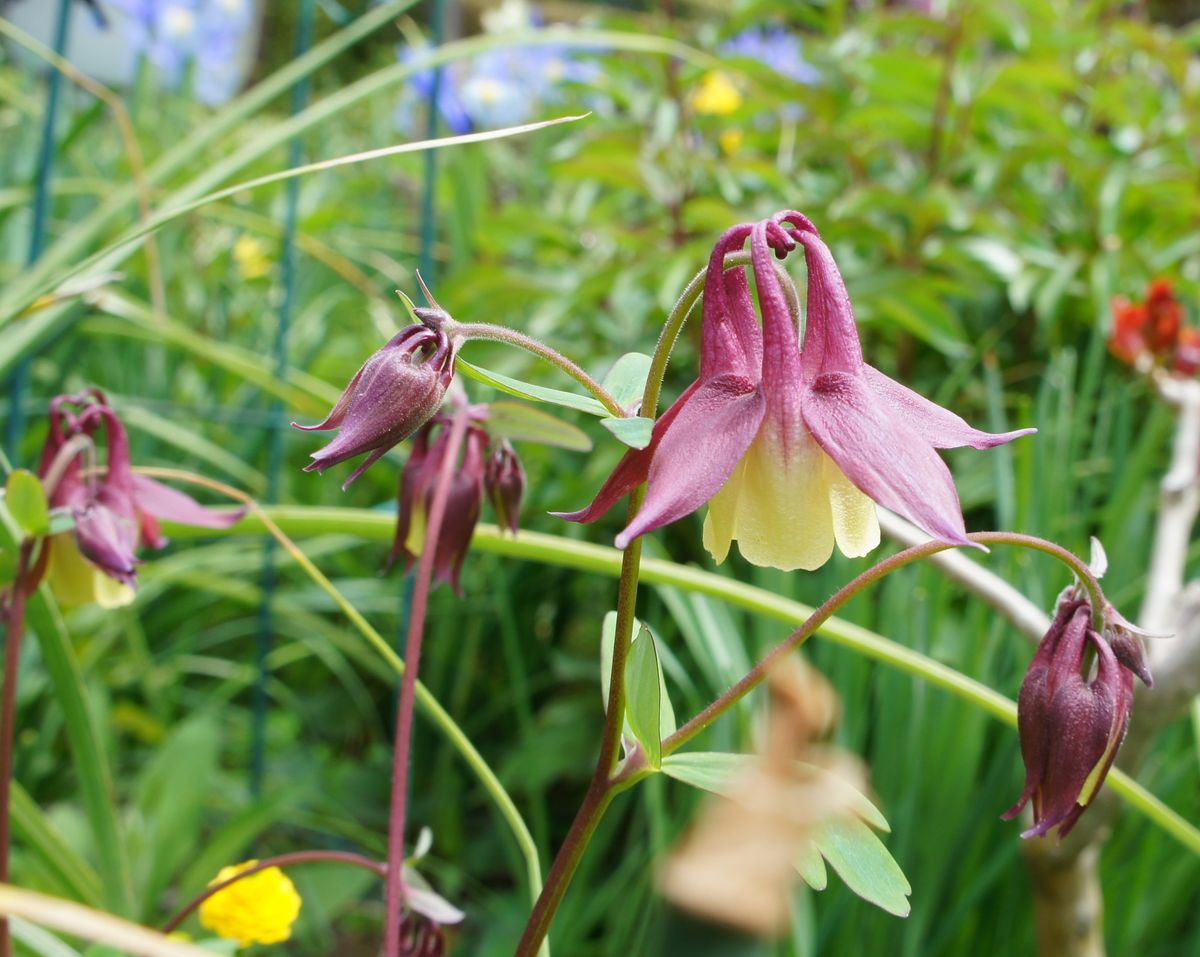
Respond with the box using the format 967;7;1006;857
690;71;743;116
719;129;743;155
233;236;271;280
198;861;302;948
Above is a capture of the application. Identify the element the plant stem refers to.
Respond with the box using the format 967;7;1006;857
384;408;469;957
662;531;1100;756
166;508;1200;855
161;850;385;935
0;543;35;957
453;323;626;418
132;468;545;925
515;530;1107;955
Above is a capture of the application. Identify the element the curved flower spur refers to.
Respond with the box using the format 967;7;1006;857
559;210;1035;570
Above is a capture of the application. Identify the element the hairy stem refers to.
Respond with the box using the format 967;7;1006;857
453;323;627;418
384;409;470;957
161;850;385;935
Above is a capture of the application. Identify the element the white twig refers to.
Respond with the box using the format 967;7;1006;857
877;508;1050;640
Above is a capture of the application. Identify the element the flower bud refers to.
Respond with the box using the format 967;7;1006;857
484;440;525;535
296;322;456;487
1004;592;1149;839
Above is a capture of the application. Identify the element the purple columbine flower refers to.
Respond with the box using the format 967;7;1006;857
1003;592;1150;838
721;26;820;86
557;211;1034;570
485;439;525;535
294;310;458;488
388;403;527;592
37;391;244;603
390;410;487;595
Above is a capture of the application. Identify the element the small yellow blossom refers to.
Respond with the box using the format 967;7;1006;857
719;129;744;155
691;71;743;116
199;861;302;948
233;236;271;280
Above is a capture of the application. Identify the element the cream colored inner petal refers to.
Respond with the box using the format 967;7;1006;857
701;426;883;571
824;455;880;557
46;535;135;609
721;429;837;571
702;456;747;564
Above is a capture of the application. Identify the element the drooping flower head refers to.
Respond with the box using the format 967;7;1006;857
485;439;526;535
198;860;302;947
1003;589;1152;839
390;399;527;594
295;308;458;488
558;211;1034;570
36;391;244;606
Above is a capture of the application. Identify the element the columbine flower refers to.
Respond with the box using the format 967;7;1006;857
294;309;458;487
1003;591;1151;838
37;392;243;607
390;400;526;592
395;867;465;957
485;440;525;534
558;211;1033;570
198;860;302;947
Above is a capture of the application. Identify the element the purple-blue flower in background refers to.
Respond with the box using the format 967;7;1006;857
107;0;253;104
394;1;601;134
721;27;820;86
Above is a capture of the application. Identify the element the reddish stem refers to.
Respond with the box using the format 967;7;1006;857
383;407;470;957
161;850;385;935
0;542;36;957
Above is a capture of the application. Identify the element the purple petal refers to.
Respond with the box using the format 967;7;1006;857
699;224;759;381
793;230;864;377
801;371;974;548
554;380;702;524
862;366;1036;450
131;475;246;529
751;221;804;405
615;374;765;548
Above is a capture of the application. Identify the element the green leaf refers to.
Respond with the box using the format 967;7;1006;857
625;626;663;767
662;753;886;830
807;817;911;917
795;842;828;892
485;400;593;452
601;352;653;411
601;416;654;449
5;469;49;537
456;357;608;416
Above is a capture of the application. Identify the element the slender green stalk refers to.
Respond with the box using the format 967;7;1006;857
453;323;626;417
133;470;544;915
166;510;1200;859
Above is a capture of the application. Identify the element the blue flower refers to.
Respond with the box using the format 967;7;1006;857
108;0;253;104
721;27;820;86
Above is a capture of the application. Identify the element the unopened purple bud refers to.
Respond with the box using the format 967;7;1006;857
296;323;457;487
1004;592;1143;839
484;440;525;535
